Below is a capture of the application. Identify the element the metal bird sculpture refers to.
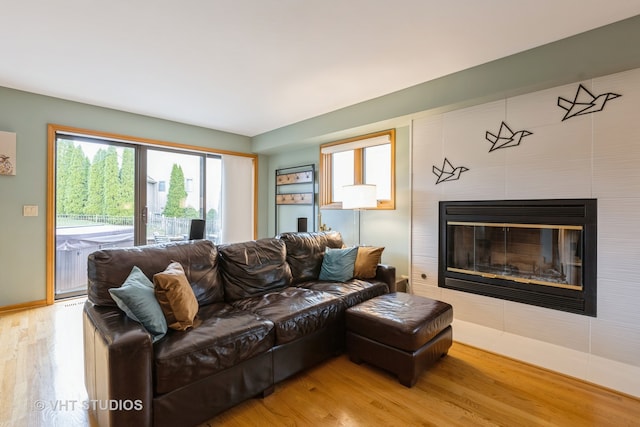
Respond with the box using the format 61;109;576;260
485;122;533;152
557;84;621;121
433;158;468;184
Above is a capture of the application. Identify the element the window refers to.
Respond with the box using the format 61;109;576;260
320;129;395;209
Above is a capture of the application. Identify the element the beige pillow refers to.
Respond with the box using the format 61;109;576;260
153;262;199;331
354;246;384;279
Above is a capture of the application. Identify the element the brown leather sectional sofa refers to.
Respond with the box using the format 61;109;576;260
83;231;395;427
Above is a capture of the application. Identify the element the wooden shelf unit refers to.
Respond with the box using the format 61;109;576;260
275;164;315;234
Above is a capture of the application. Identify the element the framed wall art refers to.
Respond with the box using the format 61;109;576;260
0;131;16;176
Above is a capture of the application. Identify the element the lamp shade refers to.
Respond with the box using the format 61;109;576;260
342;184;377;209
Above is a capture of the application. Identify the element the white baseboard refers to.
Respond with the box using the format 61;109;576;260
453;319;640;399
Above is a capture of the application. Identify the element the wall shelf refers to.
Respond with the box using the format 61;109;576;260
275;164;315;234
276;193;313;205
276;170;313;185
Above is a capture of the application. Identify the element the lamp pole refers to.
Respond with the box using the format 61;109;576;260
342;184;377;246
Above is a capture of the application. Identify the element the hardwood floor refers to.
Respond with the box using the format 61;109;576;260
210;345;640;427
1;299;639;427
0;298;90;427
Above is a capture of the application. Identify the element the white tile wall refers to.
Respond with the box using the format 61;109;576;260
443;101;506;169
503;302;590;352
590;318;640;366
443;166;506;201
441;288;505;330
411;67;640;397
598;198;640;239
592;69;640;201
598;237;640;279
410;201;438;257
507;82;588;128
409;255;438;288
410;281;442;301
597;278;640;325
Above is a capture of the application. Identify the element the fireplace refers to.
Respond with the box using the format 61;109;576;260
438;199;597;316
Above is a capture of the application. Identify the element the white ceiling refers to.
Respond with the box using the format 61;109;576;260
2;1;639;137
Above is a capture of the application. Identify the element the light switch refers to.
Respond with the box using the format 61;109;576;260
23;205;38;217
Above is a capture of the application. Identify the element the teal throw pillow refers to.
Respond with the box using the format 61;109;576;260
319;246;358;282
109;266;168;342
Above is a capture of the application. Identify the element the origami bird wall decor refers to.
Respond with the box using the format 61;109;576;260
485;122;533;152
557;84;621;121
432;158;469;184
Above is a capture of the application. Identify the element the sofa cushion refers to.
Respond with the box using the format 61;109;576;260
318;246;358;282
354;246;385;279
88;240;224;307
277;231;344;285
153;303;275;395
231;287;344;345
108;266;168;342
298;279;389;308
219;238;293;302
153;262;200;331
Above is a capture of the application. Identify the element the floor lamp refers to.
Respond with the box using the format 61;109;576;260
342;184;377;246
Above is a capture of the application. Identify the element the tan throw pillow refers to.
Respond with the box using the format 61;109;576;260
153;262;199;331
354;246;384;279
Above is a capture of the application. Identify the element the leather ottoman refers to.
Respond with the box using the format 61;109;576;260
345;292;453;387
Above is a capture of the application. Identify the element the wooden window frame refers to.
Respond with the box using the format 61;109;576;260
319;129;395;210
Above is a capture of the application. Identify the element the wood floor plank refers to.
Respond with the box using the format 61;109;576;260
1;300;639;426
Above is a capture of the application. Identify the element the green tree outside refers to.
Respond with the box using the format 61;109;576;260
103;147;121;215
164;164;187;218
62;145;89;214
85;149;107;215
118;149;135;216
206;208;218;226
56;140;74;214
183;207;200;219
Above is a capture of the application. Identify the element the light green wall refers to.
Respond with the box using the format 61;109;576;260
0;87;251;307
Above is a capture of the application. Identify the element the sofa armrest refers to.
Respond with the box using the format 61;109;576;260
374;264;397;293
83;301;153;427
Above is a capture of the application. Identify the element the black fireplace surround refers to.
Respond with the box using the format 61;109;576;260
438;199;597;316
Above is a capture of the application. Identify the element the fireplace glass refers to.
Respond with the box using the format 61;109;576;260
446;222;583;290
